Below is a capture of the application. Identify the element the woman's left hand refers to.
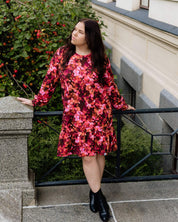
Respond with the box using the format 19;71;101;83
17;97;33;106
127;104;135;110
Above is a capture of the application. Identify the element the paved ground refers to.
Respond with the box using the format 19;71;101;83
23;180;178;222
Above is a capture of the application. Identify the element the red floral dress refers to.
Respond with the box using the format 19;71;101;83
32;47;128;157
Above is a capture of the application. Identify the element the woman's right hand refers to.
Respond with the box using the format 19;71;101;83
17;97;33;107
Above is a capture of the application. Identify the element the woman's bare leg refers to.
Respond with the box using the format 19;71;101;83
83;155;110;220
96;154;105;181
82;155;101;193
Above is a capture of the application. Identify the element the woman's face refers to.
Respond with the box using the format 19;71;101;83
71;22;87;47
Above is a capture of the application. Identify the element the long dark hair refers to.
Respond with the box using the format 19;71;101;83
61;18;107;84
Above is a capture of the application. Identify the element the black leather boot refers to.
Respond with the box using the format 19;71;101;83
95;189;110;222
89;190;98;213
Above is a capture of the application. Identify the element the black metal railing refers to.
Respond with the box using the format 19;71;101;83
34;107;178;187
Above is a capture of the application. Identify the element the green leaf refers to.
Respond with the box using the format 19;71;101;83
25;32;31;39
21;50;28;58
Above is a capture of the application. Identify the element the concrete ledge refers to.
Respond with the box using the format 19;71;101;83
111;63;131;104
159;89;178;130
120;56;143;93
0;96;33;119
136;93;163;133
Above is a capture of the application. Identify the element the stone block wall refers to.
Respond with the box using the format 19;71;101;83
0;96;36;221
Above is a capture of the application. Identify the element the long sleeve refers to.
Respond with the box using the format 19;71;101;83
32;48;61;107
104;59;128;111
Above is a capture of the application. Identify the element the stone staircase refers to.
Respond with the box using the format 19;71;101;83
23;180;178;222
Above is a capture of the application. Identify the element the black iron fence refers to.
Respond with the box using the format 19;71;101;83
34;107;178;187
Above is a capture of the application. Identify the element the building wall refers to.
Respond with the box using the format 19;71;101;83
92;3;178;107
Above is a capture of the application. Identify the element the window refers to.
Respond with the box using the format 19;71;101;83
140;0;150;9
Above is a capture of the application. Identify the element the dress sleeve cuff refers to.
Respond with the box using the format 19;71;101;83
32;97;37;107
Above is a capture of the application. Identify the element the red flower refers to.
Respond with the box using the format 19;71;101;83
0;63;4;68
53;31;57;36
23;83;27;88
15;15;22;21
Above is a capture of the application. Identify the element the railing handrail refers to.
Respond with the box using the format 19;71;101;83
34;107;178;117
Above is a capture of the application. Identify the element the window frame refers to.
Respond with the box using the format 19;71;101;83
140;0;150;9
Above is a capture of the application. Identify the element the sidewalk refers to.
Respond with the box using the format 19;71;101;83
23;180;178;222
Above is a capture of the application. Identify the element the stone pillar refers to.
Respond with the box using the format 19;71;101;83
0;96;36;222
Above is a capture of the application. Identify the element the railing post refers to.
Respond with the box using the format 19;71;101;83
116;113;122;177
0;96;36;221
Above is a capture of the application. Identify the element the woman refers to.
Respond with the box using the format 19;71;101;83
18;18;134;222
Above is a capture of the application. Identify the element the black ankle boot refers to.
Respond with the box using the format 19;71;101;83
89;190;98;213
95;189;110;222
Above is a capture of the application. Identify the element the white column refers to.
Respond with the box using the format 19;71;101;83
149;0;178;27
116;0;140;11
97;0;113;3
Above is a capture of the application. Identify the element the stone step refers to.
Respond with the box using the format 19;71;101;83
23;180;178;222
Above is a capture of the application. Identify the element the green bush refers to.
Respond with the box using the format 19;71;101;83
0;0;105;112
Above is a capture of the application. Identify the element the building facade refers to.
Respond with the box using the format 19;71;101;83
91;0;178;172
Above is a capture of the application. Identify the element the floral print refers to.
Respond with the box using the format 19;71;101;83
32;47;128;157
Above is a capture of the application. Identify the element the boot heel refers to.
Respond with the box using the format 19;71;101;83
95;189;110;222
